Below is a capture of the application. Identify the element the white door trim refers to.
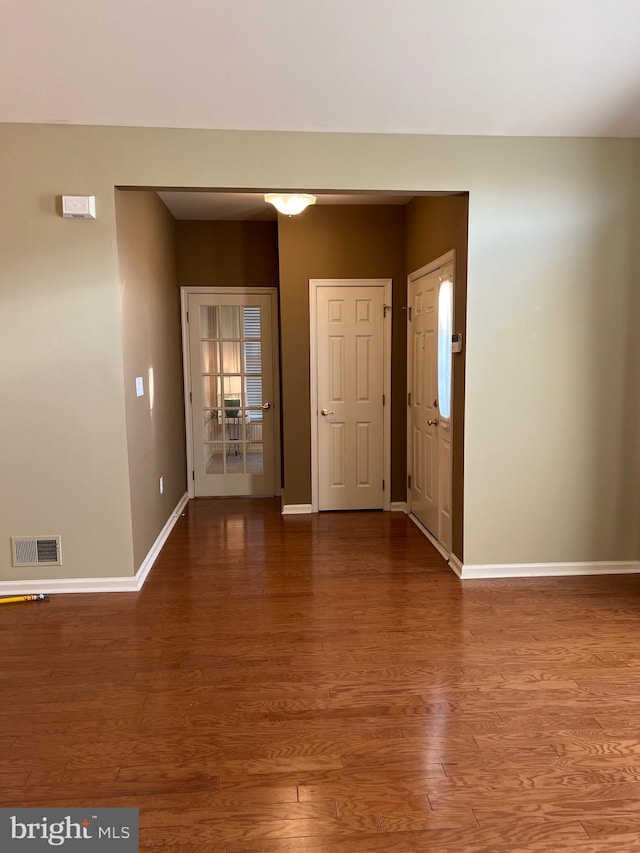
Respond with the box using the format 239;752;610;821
406;251;455;555
180;286;281;500
309;278;392;513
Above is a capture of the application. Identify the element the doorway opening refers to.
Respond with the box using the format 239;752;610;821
115;188;468;570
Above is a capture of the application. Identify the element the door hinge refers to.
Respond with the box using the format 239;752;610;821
192;470;195;481
382;394;386;406
383;304;392;318
407;392;412;407
189;391;192;403
382;479;385;491
186;311;189;323
407;474;412;489
408;306;412;321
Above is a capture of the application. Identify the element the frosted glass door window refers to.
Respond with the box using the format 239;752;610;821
437;279;453;420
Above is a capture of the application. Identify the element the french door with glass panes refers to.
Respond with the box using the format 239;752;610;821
186;290;276;497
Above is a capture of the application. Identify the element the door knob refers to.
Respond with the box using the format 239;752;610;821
321;408;336;416
427;418;439;426
259;402;271;410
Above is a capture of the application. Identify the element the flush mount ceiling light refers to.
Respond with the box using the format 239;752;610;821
264;193;317;216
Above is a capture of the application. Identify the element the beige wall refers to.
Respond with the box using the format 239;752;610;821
278;205;406;504
175;221;279;287
0;124;639;581
0;129;134;581
115;190;186;571
464;147;639;564
406;195;469;559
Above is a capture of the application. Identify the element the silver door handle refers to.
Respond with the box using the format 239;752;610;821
427;418;439;426
321;408;335;416
259;402;271;410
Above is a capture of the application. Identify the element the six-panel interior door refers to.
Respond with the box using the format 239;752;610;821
408;266;453;551
316;285;385;510
188;292;275;497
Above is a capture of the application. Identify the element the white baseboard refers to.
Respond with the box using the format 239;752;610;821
448;554;463;577
0;577;141;594
282;504;313;515
459;560;640;580
0;492;189;596
134;491;189;589
390;502;408;512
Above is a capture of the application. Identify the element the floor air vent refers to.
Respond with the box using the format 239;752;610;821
11;536;62;567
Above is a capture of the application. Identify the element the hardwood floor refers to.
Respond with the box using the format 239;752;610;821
3;498;640;851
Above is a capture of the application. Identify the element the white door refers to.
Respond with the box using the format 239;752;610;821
187;291;276;497
315;283;387;510
407;262;453;552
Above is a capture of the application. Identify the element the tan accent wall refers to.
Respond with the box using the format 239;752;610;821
406;195;469;559
115;190;186;570
278;205;406;504
175;221;279;287
0;124;638;581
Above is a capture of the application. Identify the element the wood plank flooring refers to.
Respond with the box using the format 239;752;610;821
3;497;640;851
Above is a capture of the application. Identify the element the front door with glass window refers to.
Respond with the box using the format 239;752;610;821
187;291;276;497
407;261;453;552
